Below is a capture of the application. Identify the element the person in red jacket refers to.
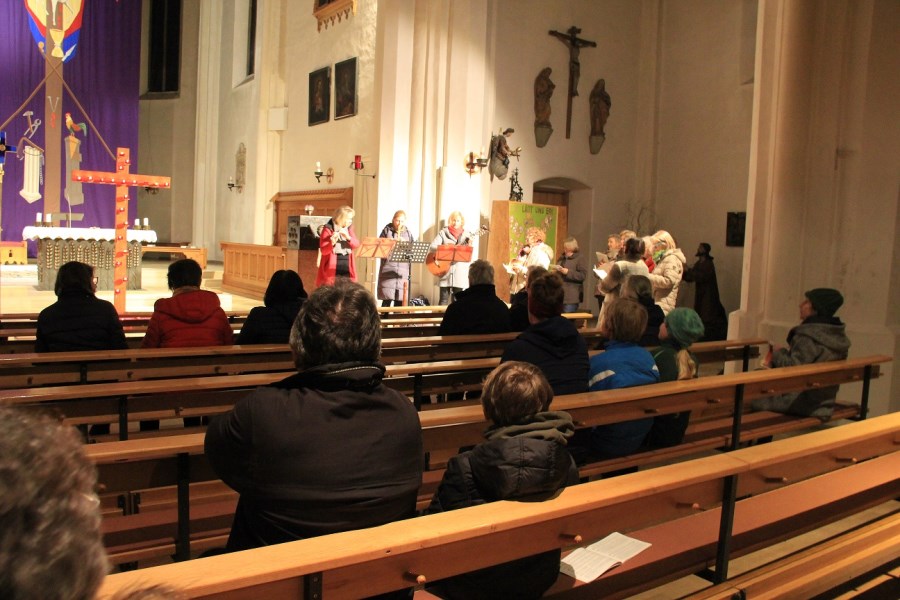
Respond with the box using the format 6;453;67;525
142;258;233;429
142;258;234;348
316;205;360;286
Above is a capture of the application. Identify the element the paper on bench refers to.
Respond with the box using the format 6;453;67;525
559;532;651;582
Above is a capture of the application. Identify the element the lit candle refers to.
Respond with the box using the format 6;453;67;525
143;218;149;227
134;219;140;228
45;213;52;223
36;212;42;223
316;161;321;171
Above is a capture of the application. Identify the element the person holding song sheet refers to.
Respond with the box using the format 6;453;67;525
376;210;415;307
429;211;474;305
316;205;360;286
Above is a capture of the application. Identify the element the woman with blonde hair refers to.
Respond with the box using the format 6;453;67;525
316;205;360;286
377;210;416;306
430;211;474;305
647;229;686;315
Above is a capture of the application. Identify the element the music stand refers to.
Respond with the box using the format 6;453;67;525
357;237;396;260
388;240;431;305
434;244;474;292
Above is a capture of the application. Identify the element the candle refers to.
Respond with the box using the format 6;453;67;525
316;161;321;171
354;155;362;169
143;218;149;227
134;219;140;228
36;212;42;223
44;213;51;223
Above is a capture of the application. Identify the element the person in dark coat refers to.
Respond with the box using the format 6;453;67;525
425;361;580;600
35;261;127;353
508;265;548;331
502;271;589;396
554;236;587;313
376;210;416;307
206;280;423;567
439;260;511;335
237;270;307;344
620;274;666;347
682;243;728;340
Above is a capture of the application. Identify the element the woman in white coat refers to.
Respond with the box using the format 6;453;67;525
647;230;686;315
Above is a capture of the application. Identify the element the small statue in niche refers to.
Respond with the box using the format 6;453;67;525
509;168;523;202
534;67;555;148
488;128;521;181
589;79;611;154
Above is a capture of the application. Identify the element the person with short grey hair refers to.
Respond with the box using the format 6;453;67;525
206;279;423;557
439;259;511;335
0;406;107;600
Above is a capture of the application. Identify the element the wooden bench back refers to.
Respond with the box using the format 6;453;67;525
95;413;900;599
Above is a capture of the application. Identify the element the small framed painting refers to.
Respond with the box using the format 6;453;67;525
726;211;746;247
308;66;331;126
334;57;357;119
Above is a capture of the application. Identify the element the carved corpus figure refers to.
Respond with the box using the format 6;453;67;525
534;67;555;148
589;79;611;154
549;26;597;139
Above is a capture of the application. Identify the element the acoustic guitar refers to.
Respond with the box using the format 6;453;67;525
425;225;489;277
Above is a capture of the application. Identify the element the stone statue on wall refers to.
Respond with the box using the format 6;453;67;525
589;79;611;154
534;67;555;148
489;128;521;181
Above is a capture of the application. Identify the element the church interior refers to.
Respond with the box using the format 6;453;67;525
0;0;898;596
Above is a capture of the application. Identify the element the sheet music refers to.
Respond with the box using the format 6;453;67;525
559;532;651;582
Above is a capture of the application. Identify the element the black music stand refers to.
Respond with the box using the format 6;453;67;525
388;240;431;305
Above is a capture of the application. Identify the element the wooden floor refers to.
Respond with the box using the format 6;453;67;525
0;258;261;314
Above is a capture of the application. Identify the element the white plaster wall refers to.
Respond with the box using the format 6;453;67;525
653;0;755;315
137;0;200;244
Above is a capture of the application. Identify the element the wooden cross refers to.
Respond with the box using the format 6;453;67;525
549;26;597;139
72;147;171;314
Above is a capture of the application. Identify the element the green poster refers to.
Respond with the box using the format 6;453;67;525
507;203;558;262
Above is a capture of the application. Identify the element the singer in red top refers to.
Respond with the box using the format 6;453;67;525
316;205;360;286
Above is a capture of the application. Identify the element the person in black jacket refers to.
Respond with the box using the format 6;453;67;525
509;265;548;332
35;261;127;353
425;361;580;600
237;270;307;344
502;271;589;396
439;260;511;335
205;280;423;594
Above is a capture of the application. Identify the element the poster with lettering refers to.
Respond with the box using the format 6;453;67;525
507;202;557;263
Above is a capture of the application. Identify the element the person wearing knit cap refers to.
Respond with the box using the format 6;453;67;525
501;271;589;396
752;287;850;421
645;308;705;448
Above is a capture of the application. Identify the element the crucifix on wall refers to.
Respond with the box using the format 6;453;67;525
72;147;171;313
549;26;597;139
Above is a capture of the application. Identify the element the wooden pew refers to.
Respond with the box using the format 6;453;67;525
0;339;772;439
95;413;900;598
82;356;889;566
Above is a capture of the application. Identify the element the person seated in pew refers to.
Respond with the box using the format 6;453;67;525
142;258;234;429
205;281;423;574
752;288;850;422
620;274;665;347
36;261;128;436
0;406;107;600
424;361;579;600
439;259;511;335
501;271;589;396
584;298;660;462
35;261;128;353
508;265;547;332
645;308;705;448
237;269;307;344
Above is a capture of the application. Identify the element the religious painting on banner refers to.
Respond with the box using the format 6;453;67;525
25;0;85;62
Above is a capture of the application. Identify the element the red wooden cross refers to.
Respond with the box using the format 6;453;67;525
72;147;171;314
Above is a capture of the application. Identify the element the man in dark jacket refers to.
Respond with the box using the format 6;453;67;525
206;280;423;557
439;259;511;335
501;271;589;396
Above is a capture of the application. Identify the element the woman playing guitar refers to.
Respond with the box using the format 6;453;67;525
428;211;473;305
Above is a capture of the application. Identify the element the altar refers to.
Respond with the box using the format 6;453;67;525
22;226;158;291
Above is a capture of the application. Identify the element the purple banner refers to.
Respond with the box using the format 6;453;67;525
0;1;141;249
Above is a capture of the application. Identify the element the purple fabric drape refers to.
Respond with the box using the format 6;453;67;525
0;1;141;249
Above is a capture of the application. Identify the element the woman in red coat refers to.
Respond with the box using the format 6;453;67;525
316;205;360;286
